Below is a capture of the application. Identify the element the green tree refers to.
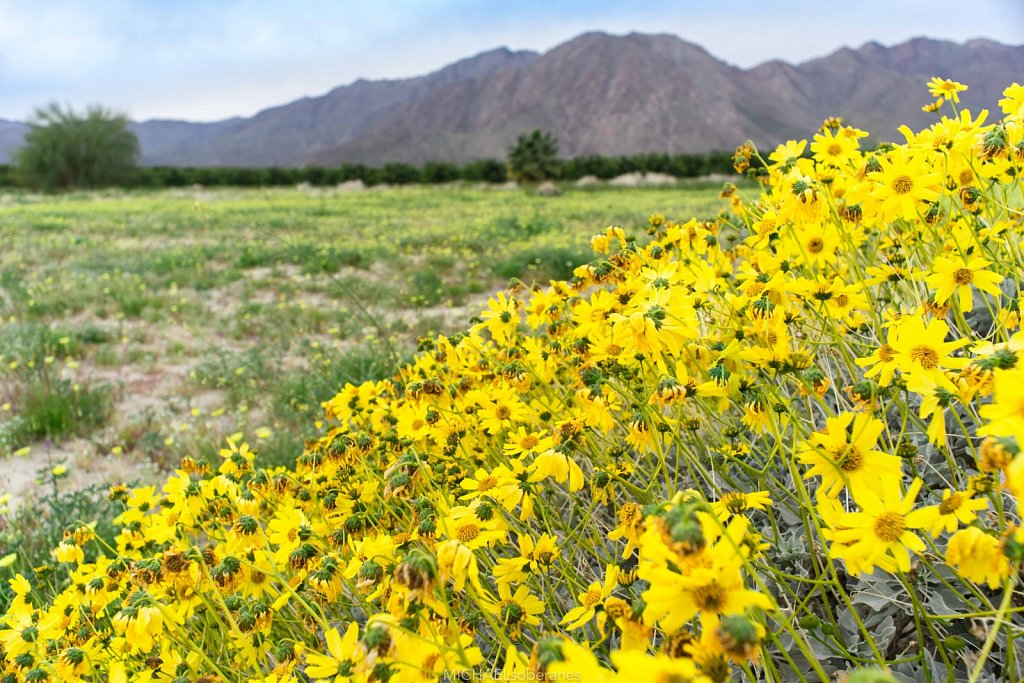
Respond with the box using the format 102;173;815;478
15;103;139;191
507;129;560;182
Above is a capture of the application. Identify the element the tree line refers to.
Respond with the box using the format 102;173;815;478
0;151;736;191
2;105;738;192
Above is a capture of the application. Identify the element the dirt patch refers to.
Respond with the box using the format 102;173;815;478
1;438;157;511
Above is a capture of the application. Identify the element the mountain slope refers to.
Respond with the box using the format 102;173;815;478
136;47;538;166
771;37;1024;136
310;33;775;165
309;33;1024;166
2;34;1021;168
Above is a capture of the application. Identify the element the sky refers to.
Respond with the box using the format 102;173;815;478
1;0;1021;122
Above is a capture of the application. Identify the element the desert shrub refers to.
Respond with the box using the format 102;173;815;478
235;244;283;269
0;474;124;611
493;245;590;282
270;345;398;425
490;213;556;238
407;268;445;306
14;103;138;191
0;376;112;451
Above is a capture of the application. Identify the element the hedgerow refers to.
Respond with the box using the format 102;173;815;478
0;149;738;190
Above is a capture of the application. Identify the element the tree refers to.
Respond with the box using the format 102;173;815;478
460;159;507;183
380;162;421;185
421;161;460;184
507;129;560;182
15;103;139;191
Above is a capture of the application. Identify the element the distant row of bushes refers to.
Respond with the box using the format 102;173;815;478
0;151;736;190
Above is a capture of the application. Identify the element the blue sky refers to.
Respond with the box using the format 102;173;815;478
1;0;1021;122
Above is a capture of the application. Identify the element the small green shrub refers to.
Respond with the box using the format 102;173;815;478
111;289;159;318
490;213;555;238
235;245;282;269
252;431;306;471
272;346;398;425
0;474;124;611
2;377;112;450
493;246;590;283
408;268;444;306
0;322;109;367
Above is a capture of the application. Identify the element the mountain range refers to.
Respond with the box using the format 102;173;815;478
2;32;1022;167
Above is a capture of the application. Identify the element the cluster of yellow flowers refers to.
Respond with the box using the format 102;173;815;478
2;80;1024;682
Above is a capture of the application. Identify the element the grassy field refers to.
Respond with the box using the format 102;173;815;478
0;180;728;498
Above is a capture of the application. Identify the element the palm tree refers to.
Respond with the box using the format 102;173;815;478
507;129;560;182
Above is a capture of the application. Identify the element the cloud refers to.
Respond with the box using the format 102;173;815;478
0;0;1019;121
0;2;118;78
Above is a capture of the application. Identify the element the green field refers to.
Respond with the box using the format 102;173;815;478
0;181;728;497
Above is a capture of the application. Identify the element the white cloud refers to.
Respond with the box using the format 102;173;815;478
0;1;120;78
0;0;1019;121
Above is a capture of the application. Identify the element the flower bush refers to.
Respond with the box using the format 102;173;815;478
2;80;1024;682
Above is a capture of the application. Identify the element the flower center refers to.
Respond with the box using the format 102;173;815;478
827;143;843;157
807;237;825;254
952;268;974;285
910;345;940;370
836;444;863;472
698;656;732;683
500;599;525;624
422;653;441;673
722;492;747;513
892;175;914;194
520;435;539;449
619;503;641;525
692;582;727;612
456;523;480;543
495;405;511;420
938;493;963;515
477;476;497;492
583;587;603;609
873;511;905;543
878;344;896;362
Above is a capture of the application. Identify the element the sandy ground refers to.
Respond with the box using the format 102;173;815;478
1;262;492;508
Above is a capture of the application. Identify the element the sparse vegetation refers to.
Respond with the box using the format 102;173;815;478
7;72;1022;682
3;376;112;446
0;182;724;477
0;472;124;608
